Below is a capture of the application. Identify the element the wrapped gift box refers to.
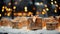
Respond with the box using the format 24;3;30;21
46;22;58;30
28;17;42;30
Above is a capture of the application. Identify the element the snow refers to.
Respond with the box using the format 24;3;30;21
0;26;60;34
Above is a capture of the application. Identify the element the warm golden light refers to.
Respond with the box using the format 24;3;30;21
55;4;58;7
7;13;10;16
6;8;9;11
5;6;11;12
25;9;28;12
0;14;1;17
54;1;57;3
5;6;7;9
8;2;11;6
42;9;46;14
54;9;57;13
2;9;4;12
28;12;33;16
24;6;28;12
36;12;39;15
13;6;16;9
29;12;32;15
2;6;5;9
42;11;45;15
18;13;22;16
51;2;53;4
8;8;11;11
44;4;47;7
46;8;49;11
51;0;53;1
24;6;27;9
43;9;46;11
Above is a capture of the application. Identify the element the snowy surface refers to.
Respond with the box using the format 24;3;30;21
0;26;60;34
